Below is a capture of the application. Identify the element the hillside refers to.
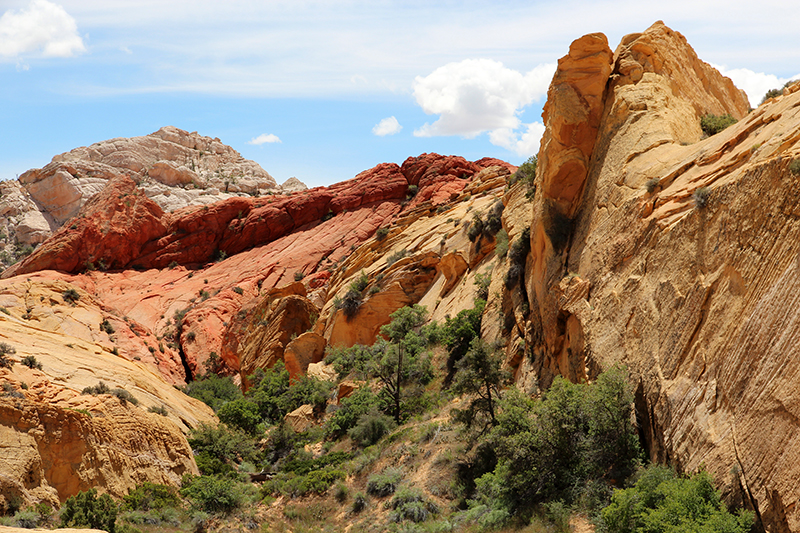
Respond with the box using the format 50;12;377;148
1;19;800;533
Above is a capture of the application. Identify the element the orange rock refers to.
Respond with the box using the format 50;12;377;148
284;332;326;379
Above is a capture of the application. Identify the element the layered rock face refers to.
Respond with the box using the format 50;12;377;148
521;21;800;532
0;126;291;258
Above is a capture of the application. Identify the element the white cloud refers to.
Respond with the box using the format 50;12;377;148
372;116;402;136
0;0;86;59
712;64;800;107
412;59;553;155
489;122;546;157
248;133;282;145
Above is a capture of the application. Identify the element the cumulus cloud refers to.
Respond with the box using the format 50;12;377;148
713;64;800;107
0;0;86;59
372;116;402;136
412;59;553;155
248;133;282;145
489;122;546;157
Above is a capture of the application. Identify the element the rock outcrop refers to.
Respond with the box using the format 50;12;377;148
518;21;800;533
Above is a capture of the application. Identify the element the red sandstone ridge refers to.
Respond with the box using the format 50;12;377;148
4;154;504;277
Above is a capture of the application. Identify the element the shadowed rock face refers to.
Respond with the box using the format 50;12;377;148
521;20;800;533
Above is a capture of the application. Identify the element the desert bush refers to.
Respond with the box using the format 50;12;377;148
376;227;390;240
180;475;245;515
100;319;115;334
494;229;509;258
348;410;397;447
60;488;118;533
21;355;41;370
389;487;439;523
123;482;181;511
293;271;304;281
148;405;168;416
0;342;15;368
789;159;800;176
188;423;258;475
112;387;139;406
366;468;403;497
183;374;242;412
350;270;369;292
693;186;711;208
82;381;111;395
645;177;660;193
325;386;382;437
601;466;754;533
700;113;737;136
334;289;363;321
450;339;510;431
351;492;368;513
62;288;81;305
467;214;484;242
232;286;244;295
386;248;409;266
217;398;261;435
333;482;349;503
466;366;641;521
13;508;41;529
441;300;485;384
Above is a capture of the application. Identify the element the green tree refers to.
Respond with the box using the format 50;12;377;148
60;489;118;533
373;305;433;423
441;299;485;384
217;398;261;435
602;466;754;533
451;339;509;432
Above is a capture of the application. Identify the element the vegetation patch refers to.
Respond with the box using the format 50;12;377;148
700;113;737;136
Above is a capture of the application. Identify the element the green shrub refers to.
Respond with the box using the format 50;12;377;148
760;87;783;104
293;271;305;281
188;423;258;475
333;482;349;503
348;410;397;447
376;227;390;240
334;289;363;321
325;386;381;437
389;487;439;523
789;159;800;176
0;342;15;369
21;355;41;370
386;248;409;267
261;466;346;498
60;488;118;533
441;300;485;384
217;398;261;435
82;381;111;395
700;113;737;136
468;366;642;520
180;475;245;515
601;466;754;533
407;184;419;198
183;374;242;412
366;468;403;497
232;286;244;295
123;482;181;511
100;319;115;334
351;492;368;514
62;288;81;305
350;271;369;292
693;186;710;208
494;229;509;258
112;387;139;406
148;405;168;416
13;508;41;528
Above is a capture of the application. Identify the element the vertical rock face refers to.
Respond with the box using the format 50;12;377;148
522;20;800;533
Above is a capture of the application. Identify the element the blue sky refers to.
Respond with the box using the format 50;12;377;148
2;0;799;188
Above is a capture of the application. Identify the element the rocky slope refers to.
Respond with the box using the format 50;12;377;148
0;140;514;510
522;21;800;533
3;19;800;533
0;126;301;256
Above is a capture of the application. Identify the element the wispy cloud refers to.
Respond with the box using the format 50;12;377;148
372;116;402;136
248;133;281;145
0;0;86;59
